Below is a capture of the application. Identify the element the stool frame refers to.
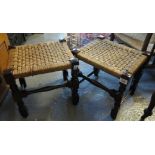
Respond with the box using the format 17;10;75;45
2;39;80;118
71;37;152;120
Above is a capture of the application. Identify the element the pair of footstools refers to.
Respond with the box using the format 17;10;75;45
1;36;151;120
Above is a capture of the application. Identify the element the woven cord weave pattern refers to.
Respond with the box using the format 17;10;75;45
8;41;73;78
77;39;147;77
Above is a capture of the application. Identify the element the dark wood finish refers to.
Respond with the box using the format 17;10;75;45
93;67;100;77
21;83;68;97
110;72;130;119
110;33;115;41
1;37;80;118
70;58;79;105
141;33;153;51
19;78;27;89
63;70;68;81
3;69;28;118
130;69;143;96
140;91;155;121
78;70;130;120
2;55;80;118
0;75;8;104
79;71;94;83
79;72;116;95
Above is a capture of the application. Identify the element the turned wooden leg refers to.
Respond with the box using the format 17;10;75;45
111;83;127;120
140;92;155;121
63;70;68;81
93;67;100;77
19;78;27;89
3;70;28;118
130;69;143;96
70;58;79;105
111;72;129;120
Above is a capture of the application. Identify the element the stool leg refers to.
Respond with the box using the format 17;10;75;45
71;59;79;105
3;70;28;118
111;82;127;120
93;67;100;77
19;78;27;89
130;70;143;96
140;92;155;121
63;70;68;81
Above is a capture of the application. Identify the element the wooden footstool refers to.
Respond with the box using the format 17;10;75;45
72;37;151;120
0;39;79;118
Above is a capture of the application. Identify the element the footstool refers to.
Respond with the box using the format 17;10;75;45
72;37;151;120
1;39;79;118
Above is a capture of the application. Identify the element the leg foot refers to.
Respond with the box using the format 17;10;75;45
18;101;29;118
140;92;155;121
72;93;79;105
111;73;129;120
111;107;119;120
111;93;122;120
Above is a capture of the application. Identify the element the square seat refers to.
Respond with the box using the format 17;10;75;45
77;39;147;78
7;41;74;78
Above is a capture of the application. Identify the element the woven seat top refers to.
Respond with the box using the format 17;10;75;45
77;39;147;78
8;41;74;78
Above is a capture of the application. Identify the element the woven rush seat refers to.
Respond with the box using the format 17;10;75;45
77;39;147;77
7;41;73;78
